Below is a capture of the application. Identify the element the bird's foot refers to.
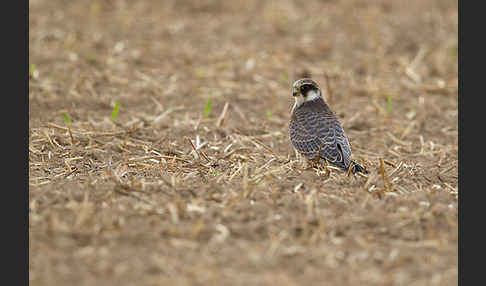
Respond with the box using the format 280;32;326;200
313;162;331;178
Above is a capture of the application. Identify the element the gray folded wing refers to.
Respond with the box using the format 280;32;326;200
289;100;352;170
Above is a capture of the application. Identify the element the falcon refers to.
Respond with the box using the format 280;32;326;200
289;78;368;174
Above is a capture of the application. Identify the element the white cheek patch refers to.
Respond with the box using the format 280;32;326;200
305;89;321;102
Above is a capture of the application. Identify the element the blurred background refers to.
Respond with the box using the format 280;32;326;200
29;0;457;127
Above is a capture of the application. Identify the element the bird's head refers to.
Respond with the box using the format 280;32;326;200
292;78;322;107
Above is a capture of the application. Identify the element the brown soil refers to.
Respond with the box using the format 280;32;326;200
29;0;458;285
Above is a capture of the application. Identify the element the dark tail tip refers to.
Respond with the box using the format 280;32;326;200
351;161;368;174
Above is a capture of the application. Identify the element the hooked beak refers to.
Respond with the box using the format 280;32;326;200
292;89;301;97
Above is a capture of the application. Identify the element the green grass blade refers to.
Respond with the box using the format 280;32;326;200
30;64;36;78
279;71;288;83
111;100;120;121
386;96;393;113
62;112;72;125
205;99;212;118
266;109;272;119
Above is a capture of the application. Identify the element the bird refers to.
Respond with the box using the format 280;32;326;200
289;78;368;174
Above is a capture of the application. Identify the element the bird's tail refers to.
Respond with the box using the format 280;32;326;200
350;161;368;174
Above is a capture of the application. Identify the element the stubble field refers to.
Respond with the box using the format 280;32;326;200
29;0;458;285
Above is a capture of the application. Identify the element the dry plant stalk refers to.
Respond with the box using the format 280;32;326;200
346;161;354;177
216;102;230;128
379;158;392;192
68;127;74;145
242;163;252;198
185;137;211;163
